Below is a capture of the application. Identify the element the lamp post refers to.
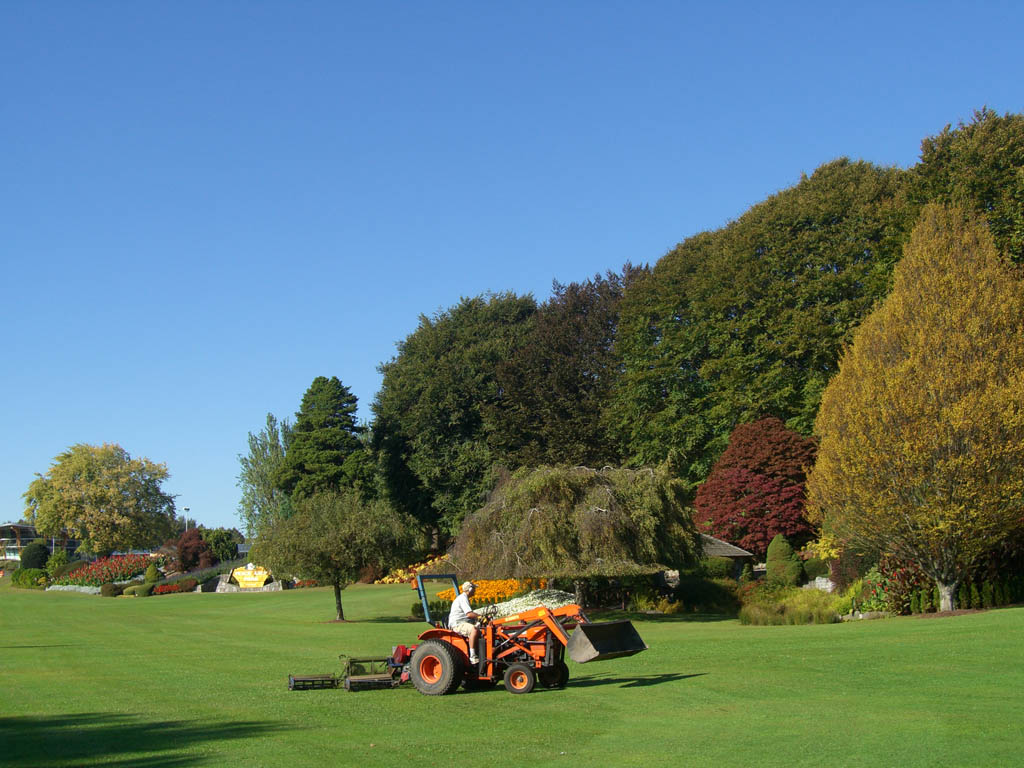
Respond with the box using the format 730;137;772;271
184;507;190;531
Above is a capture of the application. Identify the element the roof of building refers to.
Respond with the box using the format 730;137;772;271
1;522;37;532
701;533;753;558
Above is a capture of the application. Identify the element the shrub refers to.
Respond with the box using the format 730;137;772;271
933;586;942;611
19;541;50;570
829;546;876;592
738;586;840;625
917;588;932;612
857;567;891;612
200;527;240;563
655;596;687;614
45;550;69;579
969;581;981;609
802;557;829;580
100;582;125;597
144;564;160;583
766;535;802;586
177;529;216;571
51;559;87;580
178;578;198;592
739;562;754;583
674;577;741;614
628;587;659;612
909;591;920;614
703;557;736;579
12;567;48;589
879;558;931;615
134;583;155;597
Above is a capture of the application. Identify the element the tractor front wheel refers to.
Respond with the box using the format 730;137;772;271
503;663;536;694
410;640;463;695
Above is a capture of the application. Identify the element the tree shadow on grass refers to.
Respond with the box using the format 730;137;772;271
0;713;289;767
567;672;708;689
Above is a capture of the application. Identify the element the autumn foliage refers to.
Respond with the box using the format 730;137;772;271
807;205;1024;610
694;417;817;558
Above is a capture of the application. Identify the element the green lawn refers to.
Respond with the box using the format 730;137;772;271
2;581;1022;767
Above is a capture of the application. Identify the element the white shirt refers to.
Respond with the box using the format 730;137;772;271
448;592;472;627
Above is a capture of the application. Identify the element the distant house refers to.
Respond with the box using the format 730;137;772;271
0;522;80;561
701;533;755;577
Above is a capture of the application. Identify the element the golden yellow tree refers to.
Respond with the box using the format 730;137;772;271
806;205;1024;611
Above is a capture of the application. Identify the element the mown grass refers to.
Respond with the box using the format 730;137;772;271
1;582;1022;767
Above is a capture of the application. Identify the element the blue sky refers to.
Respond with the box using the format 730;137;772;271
3;2;1021;531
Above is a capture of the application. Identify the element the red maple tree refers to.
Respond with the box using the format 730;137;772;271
694;417;817;558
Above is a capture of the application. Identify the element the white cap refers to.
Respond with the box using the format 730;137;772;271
462;581;476;592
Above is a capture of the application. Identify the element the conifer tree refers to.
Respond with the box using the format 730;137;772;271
274;376;363;501
807;205;1024;611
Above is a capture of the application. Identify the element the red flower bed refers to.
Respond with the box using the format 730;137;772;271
54;555;157;587
153;583;181;595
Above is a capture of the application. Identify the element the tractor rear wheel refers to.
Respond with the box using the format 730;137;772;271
503;663;536;694
538;660;569;689
410;640;463;695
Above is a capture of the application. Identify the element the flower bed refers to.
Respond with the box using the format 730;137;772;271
437;578;546;603
375;555;450;585
53;555;158;587
153;577;198;595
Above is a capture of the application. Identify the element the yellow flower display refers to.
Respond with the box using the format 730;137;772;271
437;578;546;603
374;555;451;585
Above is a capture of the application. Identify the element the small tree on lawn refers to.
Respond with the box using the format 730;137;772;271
177;528;215;571
807;205;1024;611
252;490;420;621
694;417;818;558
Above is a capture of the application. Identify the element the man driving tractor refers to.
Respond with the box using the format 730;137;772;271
447;581;480;664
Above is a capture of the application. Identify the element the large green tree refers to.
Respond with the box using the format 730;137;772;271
252;491;421;620
913;108;1024;264
236;413;292;539
273;377;363;502
488;265;645;469
609;159;915;483
806;205;1024;611
24;443;177;555
372;293;536;536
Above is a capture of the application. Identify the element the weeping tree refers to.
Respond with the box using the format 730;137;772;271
451;464;702;601
806;205;1024;611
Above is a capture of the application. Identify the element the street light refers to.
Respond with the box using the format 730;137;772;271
184;507;190;530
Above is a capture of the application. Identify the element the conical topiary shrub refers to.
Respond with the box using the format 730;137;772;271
766;535;802;586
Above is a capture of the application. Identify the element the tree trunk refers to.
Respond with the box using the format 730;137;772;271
573;580;584;607
937;581;957;612
334;581;345;621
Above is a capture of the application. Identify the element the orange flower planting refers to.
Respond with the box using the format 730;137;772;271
437;578;546;603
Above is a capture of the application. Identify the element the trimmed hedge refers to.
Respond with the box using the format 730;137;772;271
123;583;155;597
19;542;50;570
803;557;829;580
100;582;125;598
767;535;802;586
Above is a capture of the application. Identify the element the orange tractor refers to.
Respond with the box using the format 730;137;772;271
404;574;647;695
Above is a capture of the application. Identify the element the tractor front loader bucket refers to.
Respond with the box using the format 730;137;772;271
566;620;648;663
